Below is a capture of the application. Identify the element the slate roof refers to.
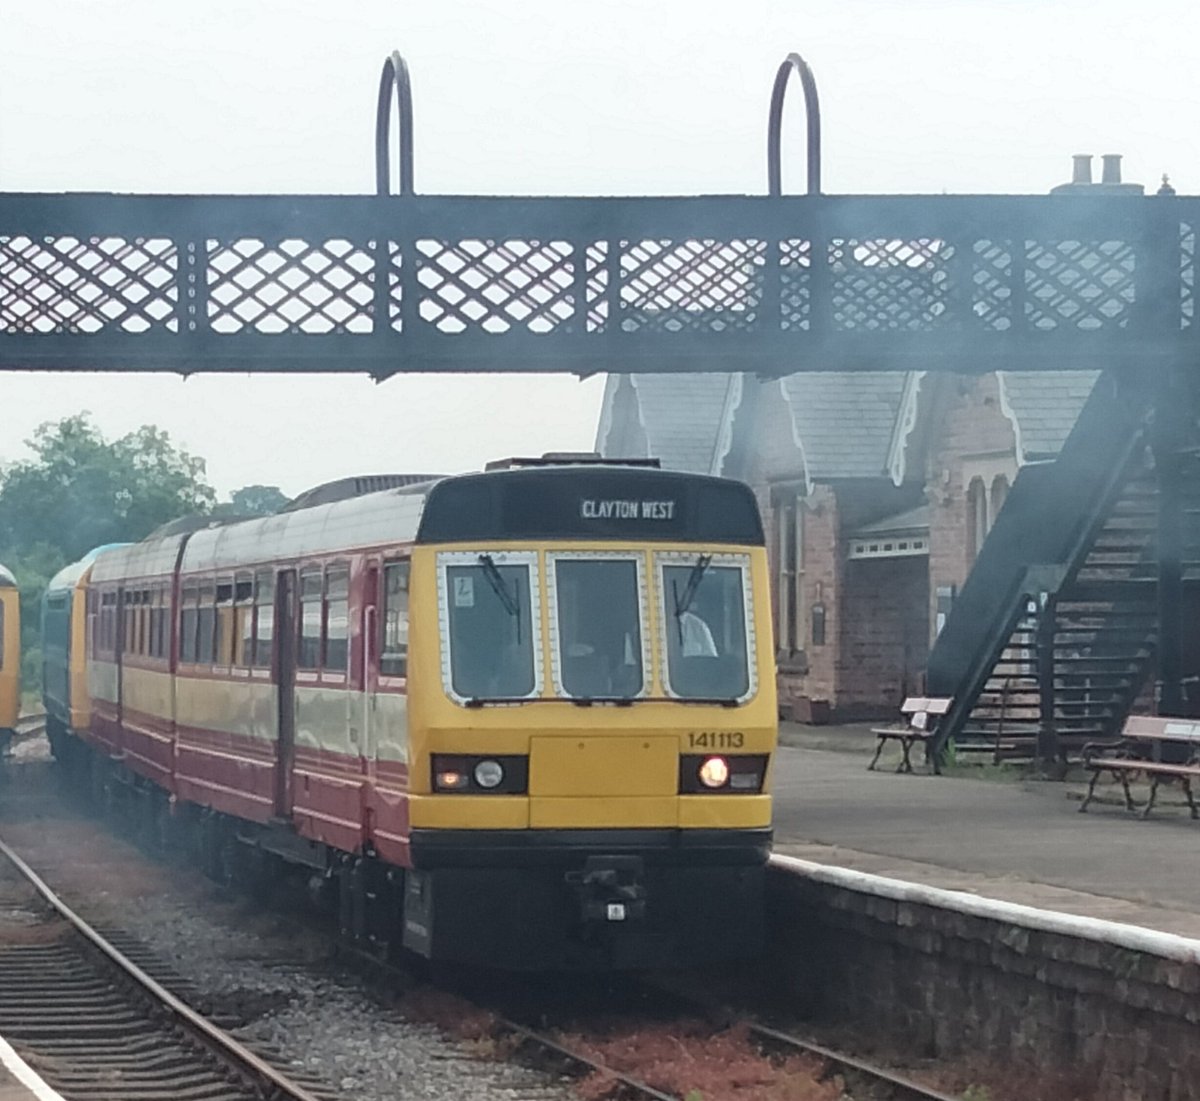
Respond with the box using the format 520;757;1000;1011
595;373;737;474
778;372;909;481
853;503;930;535
999;371;1100;461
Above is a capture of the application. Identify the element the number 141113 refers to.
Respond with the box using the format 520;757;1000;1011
688;731;744;749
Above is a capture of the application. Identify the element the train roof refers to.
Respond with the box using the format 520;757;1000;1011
85;464;764;582
47;544;131;593
0;563;14;587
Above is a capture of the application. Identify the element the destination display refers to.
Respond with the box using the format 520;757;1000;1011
417;466;763;545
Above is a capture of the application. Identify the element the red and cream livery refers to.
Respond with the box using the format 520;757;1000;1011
52;461;777;969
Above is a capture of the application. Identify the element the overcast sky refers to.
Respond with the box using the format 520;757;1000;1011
1;0;1195;497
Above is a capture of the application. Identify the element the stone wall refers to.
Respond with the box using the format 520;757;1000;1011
765;862;1200;1101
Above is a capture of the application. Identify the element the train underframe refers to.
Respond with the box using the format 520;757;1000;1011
49;722;768;971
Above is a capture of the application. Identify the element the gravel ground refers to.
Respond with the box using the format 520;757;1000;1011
0;753;573;1101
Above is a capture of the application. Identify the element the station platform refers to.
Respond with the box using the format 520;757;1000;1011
770;723;1200;940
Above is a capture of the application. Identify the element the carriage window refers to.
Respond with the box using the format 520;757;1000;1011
235;575;254;667
180;583;199;663
552;557;644;700
659;556;752;702
443;556;536;701
253;572;274;668
298;569;323;670
380;560;410;677
197;582;216;665
151;586;167;659
215;581;234;667
324;566;349;673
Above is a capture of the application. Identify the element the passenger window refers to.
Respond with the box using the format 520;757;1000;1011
253;572;274;668
197;582;216;665
324;566;349;674
380;561;409;677
298;569;323;670
180;583;199;663
215;580;234;667
234;575;253;667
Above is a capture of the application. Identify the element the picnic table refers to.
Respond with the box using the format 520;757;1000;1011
1080;716;1200;819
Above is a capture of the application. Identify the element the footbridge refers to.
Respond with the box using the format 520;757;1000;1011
1;54;1195;380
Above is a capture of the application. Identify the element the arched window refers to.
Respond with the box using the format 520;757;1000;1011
967;477;988;562
991;475;1009;523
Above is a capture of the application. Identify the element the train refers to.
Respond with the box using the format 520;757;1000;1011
42;459;777;969
0;564;18;752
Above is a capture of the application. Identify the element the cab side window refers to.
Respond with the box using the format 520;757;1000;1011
380;560;410;677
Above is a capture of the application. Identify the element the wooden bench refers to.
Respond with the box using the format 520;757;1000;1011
1081;715;1200;819
869;697;952;775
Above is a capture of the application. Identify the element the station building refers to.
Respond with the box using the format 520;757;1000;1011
595;369;1096;721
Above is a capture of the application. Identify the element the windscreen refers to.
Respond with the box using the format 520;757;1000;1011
662;558;751;701
554;558;644;699
445;557;536;700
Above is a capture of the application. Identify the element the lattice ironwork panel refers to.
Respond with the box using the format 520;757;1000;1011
829;238;952;330
779;239;811;331
206;238;379;334
617;239;765;332
585;242;609;333
415;239;579;334
972;240;1014;331
1023;239;1135;331
0;235;177;333
1182;222;1194;330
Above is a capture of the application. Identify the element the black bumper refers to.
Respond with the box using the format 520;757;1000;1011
409;827;772;869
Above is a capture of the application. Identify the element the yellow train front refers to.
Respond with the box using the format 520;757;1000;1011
0;564;18;749
403;462;776;969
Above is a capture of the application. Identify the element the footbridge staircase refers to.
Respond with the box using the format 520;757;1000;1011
927;372;1200;761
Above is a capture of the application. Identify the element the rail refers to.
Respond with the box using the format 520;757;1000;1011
0;836;327;1101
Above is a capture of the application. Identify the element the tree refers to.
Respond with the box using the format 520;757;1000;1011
0;414;216;563
0;414;216;694
228;484;289;516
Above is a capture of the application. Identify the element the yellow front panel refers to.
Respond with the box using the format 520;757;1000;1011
0;589;18;729
529;735;677;797
69;579;91;730
530;796;677;829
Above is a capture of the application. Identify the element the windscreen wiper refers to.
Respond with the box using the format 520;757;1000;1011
477;553;522;642
672;553;712;642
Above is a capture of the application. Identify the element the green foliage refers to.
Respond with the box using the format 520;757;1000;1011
0;414;215;562
685;1091;705;1101
963;1086;992;1101
0;413;216;680
217;482;289;518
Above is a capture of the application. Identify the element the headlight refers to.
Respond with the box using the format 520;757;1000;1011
473;759;505;789
698;756;730;789
434;768;469;791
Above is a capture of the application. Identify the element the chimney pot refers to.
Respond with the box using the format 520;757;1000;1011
1072;154;1093;185
1101;154;1122;185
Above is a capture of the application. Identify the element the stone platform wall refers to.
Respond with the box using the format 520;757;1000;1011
766;859;1200;1101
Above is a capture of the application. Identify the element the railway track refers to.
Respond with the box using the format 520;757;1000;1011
0;837;331;1101
488;983;963;1101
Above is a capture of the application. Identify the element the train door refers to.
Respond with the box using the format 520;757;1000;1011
274;569;298;818
361;563;380;768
